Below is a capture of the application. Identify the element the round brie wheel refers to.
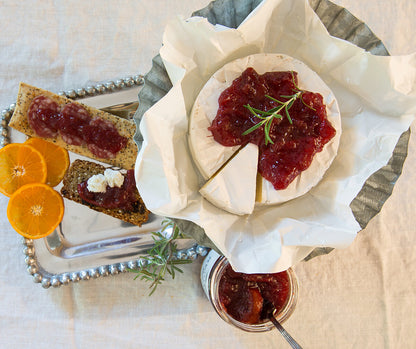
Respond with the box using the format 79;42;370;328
188;53;341;206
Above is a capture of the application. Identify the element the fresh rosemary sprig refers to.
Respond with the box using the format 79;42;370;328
242;93;298;145
242;73;315;145
129;220;192;296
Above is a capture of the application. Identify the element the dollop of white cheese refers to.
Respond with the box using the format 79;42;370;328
87;174;107;193
86;169;125;193
104;169;124;188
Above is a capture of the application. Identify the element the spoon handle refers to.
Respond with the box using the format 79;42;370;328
270;316;303;349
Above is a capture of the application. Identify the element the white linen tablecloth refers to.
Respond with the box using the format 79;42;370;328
0;1;415;348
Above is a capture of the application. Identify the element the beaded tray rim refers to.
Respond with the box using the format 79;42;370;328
1;76;209;289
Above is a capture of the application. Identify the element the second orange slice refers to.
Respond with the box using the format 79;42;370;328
25;138;70;187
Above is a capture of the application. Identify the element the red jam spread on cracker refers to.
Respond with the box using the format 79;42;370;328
77;169;138;211
28;96;127;159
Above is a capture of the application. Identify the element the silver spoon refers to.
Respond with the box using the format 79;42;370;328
270;315;303;349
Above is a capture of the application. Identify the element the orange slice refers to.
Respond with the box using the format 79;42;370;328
25;138;70;187
7;183;64;239
0;143;47;197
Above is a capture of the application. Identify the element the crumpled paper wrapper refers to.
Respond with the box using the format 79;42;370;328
135;0;416;273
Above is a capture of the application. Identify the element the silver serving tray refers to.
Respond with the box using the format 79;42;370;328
1;78;209;288
1;0;410;288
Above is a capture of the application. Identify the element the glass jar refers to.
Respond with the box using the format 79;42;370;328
201;250;298;332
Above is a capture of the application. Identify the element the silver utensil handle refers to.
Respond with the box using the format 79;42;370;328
270;316;303;349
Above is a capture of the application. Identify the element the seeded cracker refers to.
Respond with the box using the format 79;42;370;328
9;82;138;170
61;159;150;226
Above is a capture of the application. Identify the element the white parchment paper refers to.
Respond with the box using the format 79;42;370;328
135;0;416;273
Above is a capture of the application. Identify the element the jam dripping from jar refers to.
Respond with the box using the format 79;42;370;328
77;169;139;211
218;264;290;324
27;96;127;159
209;68;336;190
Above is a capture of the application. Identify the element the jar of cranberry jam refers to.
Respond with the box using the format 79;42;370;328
201;250;298;332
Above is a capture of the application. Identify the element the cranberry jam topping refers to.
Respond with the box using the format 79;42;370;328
218;264;290;324
27;97;128;159
209;68;336;190
28;95;60;138
83;117;128;159
77;169;139;211
58;102;90;146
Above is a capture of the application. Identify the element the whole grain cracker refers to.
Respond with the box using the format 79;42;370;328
9;82;138;169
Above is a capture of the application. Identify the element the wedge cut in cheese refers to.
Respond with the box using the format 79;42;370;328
199;143;259;215
189;53;341;206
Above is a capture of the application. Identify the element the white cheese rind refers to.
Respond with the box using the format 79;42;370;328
199;143;259;215
188;70;239;179
189;53;341;205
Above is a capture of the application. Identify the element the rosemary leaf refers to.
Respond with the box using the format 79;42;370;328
265;94;282;103
264;119;273;145
244;105;269;118
300;93;316;111
242;121;265;136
